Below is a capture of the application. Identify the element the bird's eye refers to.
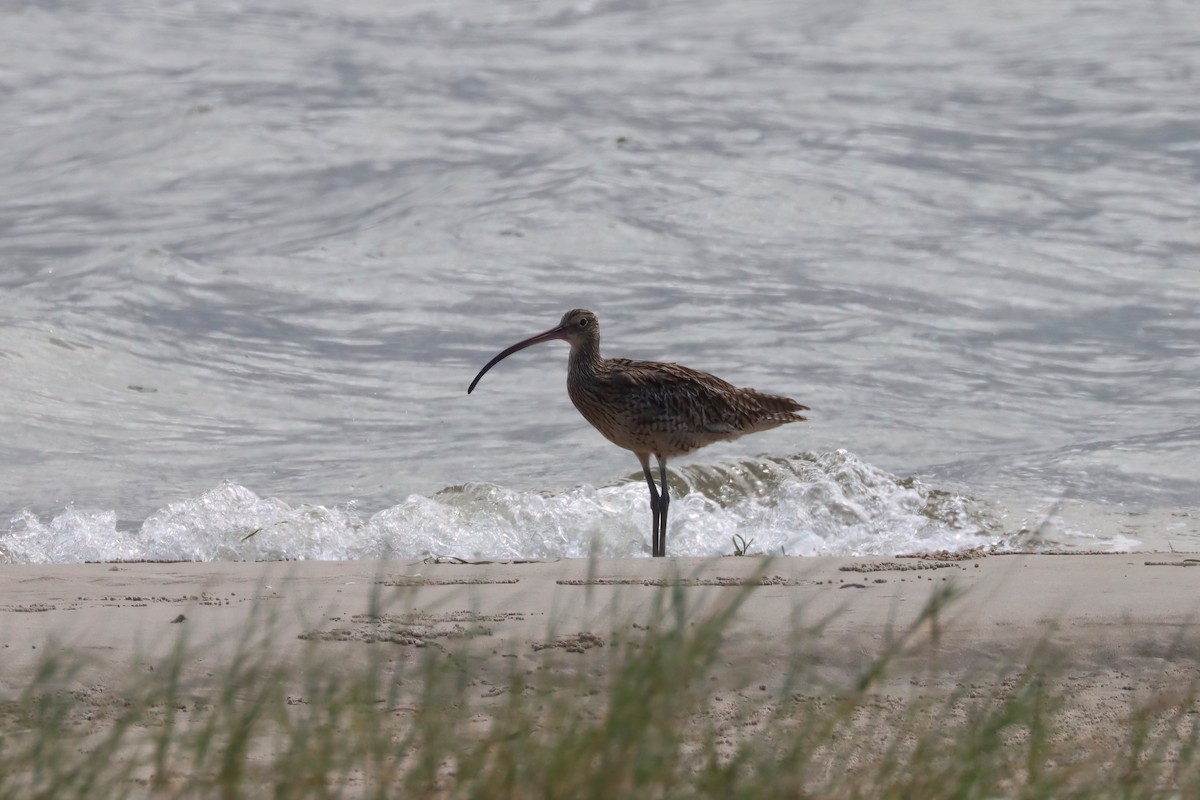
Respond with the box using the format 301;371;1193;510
579;318;589;327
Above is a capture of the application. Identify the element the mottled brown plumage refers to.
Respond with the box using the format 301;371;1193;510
468;309;809;557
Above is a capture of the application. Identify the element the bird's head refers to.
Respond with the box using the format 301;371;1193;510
556;308;599;348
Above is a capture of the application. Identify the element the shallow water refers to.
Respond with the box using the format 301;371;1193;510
2;0;1198;562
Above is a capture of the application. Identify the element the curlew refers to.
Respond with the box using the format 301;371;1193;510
467;309;809;557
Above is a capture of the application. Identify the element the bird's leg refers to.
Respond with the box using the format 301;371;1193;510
637;453;661;557
656;455;669;557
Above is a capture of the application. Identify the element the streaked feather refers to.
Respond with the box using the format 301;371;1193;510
567;355;808;458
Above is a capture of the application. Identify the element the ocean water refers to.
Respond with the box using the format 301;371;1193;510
2;0;1198;563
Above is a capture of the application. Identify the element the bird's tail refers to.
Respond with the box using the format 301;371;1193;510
744;390;809;427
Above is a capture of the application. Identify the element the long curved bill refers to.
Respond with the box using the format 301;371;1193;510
467;324;569;394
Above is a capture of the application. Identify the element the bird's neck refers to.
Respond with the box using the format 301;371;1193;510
567;337;603;378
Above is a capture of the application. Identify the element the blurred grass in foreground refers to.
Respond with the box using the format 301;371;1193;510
1;574;1198;799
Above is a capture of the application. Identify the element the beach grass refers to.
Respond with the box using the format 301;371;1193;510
2;574;1198;799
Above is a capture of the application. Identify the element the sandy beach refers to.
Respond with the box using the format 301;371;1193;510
3;551;1200;796
4;551;1199;717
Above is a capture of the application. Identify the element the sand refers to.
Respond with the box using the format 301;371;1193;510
3;552;1200;775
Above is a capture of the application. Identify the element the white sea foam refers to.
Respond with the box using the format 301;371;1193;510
2;451;1129;566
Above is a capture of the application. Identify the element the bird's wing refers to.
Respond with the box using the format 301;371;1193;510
605;359;806;436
